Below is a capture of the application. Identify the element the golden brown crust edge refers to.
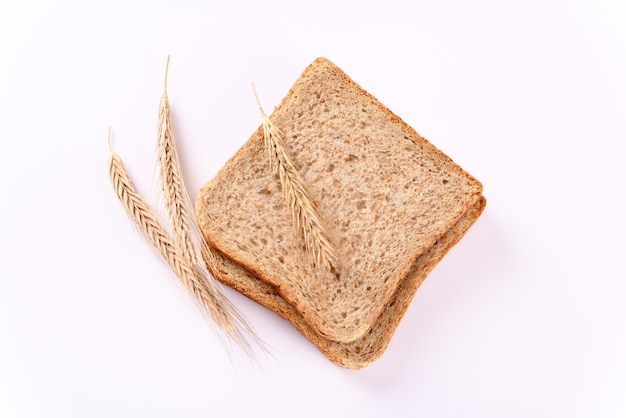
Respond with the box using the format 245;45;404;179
202;196;485;369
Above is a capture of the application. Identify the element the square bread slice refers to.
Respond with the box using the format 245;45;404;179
195;58;484;365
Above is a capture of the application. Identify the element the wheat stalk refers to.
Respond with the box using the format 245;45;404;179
153;58;266;357
157;55;197;266
107;129;260;356
252;85;340;271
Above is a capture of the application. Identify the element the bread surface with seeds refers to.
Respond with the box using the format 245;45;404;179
195;57;484;345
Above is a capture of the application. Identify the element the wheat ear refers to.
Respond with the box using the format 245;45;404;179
157;56;197;265
154;58;264;357
252;85;340;270
107;129;259;357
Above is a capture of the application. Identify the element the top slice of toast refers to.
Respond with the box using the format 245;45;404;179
195;57;483;343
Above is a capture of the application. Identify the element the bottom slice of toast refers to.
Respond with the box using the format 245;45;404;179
203;196;485;369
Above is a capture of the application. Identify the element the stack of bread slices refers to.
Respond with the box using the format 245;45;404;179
195;58;485;369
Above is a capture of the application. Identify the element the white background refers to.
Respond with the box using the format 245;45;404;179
1;0;625;417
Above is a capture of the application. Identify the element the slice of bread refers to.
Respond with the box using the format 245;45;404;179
204;196;484;369
195;58;484;365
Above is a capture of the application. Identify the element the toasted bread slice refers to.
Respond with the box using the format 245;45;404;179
195;57;483;346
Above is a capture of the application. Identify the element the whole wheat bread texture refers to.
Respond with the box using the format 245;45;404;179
204;196;484;369
195;58;484;364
